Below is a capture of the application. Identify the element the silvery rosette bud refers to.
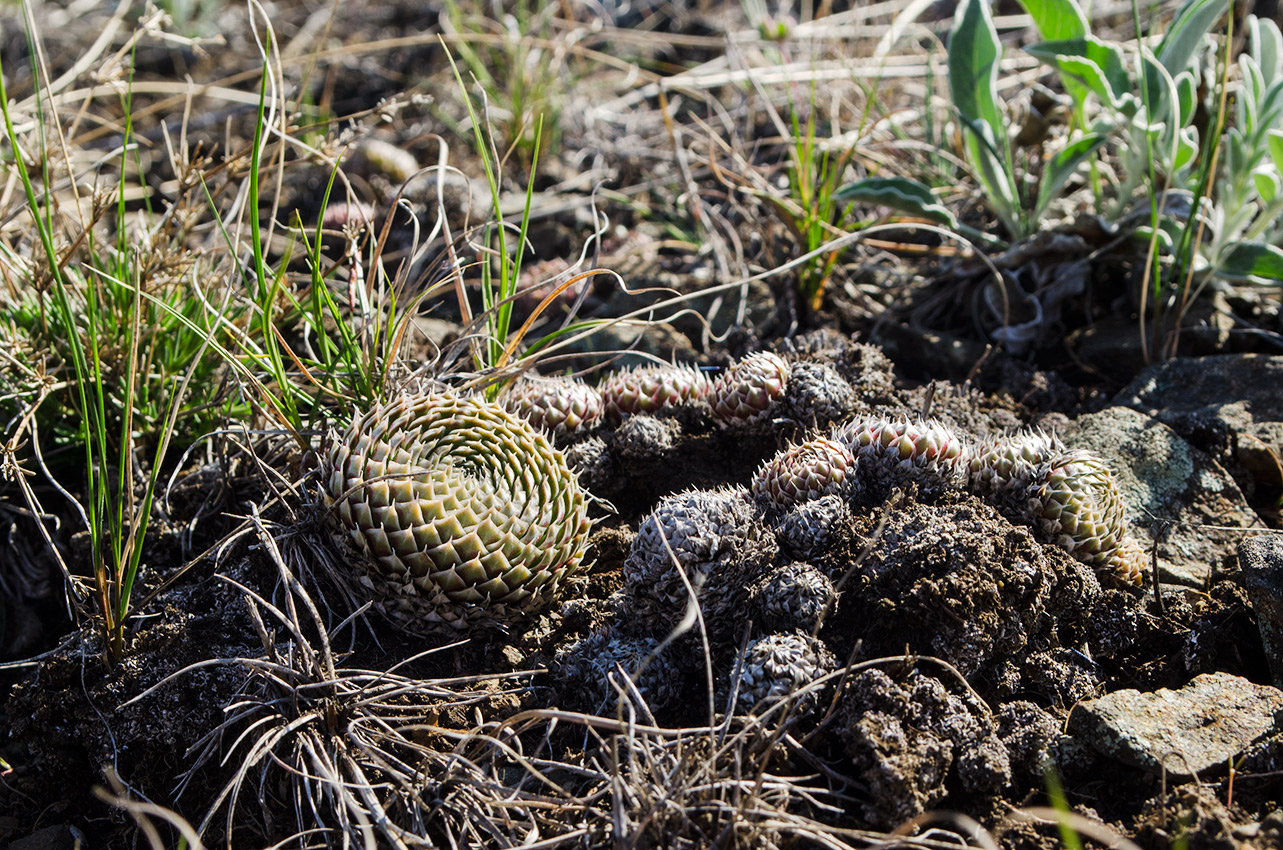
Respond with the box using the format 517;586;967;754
780;361;856;426
774;493;850;562
599;364;711;422
727;632;836;715
752;437;855;510
624;486;777;638
1035;450;1145;586
323;391;592;632
749;562;837;634
710;351;791;423
551;630;683;712
502;375;604;436
833;416;970;487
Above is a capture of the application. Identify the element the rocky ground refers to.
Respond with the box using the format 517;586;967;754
1;1;1282;848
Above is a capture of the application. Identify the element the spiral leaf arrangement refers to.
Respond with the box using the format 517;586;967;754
710;351;791;423
503;375;604;436
832;416;969;486
598;364;710;422
324;391;591;630
752;437;855;509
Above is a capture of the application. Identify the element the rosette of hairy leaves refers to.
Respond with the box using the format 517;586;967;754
324;391;591;626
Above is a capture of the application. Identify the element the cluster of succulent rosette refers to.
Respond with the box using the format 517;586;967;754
754;417;1145;586
501;350;795;434
320;350;1142;674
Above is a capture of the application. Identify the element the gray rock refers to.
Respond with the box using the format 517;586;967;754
1059;406;1262;586
1240;534;1283;688
1115;354;1283;457
1070;672;1283;778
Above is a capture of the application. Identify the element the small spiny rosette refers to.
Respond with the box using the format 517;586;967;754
727;632;836;715
502;375;604;436
598;363;710;422
968;430;1061;495
1035;449;1145;586
833;416;970;486
710;351;791;423
324;391;592;629
752;437;855;510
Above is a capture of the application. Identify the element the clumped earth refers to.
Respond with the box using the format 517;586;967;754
1;1;1283;849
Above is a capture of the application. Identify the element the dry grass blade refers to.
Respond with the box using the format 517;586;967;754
127;509;552;847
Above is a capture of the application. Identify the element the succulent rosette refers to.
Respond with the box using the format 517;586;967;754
968;429;1145;586
1034;450;1145;585
752;437;855;509
832;416;970;486
710;351;791;423
968;430;1061;495
323;391;591;631
727;632;837;715
598;363;710;422
502;375;604;436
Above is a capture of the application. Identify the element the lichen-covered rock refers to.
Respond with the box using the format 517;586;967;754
779;361;857;426
599;363;710;422
623;487;778;640
710;351;790;423
503;375;604;436
748;561;837;634
751;437;855;511
724;632;836;715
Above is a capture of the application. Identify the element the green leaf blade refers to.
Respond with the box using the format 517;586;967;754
834;176;958;226
1219;241;1283;282
1016;0;1088;40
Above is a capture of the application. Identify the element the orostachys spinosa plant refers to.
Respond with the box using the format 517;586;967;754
710;350;791;423
598;363;710;422
832;416;970;486
502;374;604;436
323;390;592;632
752;437;856;510
969;430;1145;586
